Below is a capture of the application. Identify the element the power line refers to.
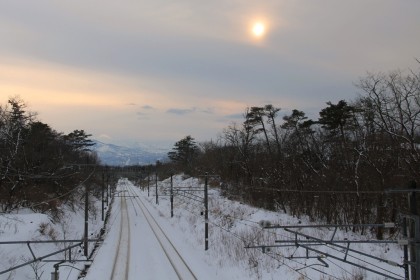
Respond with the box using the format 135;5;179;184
325;243;403;279
23;168;97;209
148;175;406;279
177;197;317;279
142;177;345;279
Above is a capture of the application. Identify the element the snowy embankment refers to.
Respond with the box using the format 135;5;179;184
139;174;405;280
0;197;105;280
0;175;405;280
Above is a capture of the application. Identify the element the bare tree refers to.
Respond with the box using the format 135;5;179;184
358;68;420;178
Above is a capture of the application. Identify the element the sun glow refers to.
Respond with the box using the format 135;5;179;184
252;22;266;38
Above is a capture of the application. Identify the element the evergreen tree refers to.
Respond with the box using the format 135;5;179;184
64;129;95;152
168;135;199;171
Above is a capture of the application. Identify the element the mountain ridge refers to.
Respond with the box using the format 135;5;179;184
92;140;169;166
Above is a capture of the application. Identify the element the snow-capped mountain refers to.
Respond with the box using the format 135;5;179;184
92;140;169;166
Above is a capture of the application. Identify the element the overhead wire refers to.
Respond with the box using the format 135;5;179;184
159;181;336;278
262;249;316;280
168;193;316;279
310;266;342;280
276;223;404;279
144;177;405;279
324;243;404;279
325;257;357;279
152;184;327;279
19;167;98;210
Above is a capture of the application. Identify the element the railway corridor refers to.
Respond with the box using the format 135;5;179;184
84;179;198;280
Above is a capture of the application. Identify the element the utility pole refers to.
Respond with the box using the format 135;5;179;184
84;184;89;257
170;174;174;218
155;172;159;205
408;181;419;280
403;216;410;280
101;172;105;221
106;172;109;206
204;173;209;250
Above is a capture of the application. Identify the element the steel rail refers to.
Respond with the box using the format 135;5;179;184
126;185;197;280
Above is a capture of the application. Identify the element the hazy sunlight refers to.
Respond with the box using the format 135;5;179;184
252;22;266;37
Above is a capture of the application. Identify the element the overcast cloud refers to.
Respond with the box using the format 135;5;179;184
0;0;419;147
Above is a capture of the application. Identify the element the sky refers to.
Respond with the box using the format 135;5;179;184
1;1;419;148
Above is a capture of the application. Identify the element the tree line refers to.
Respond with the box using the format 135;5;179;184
167;67;420;239
0;97;100;213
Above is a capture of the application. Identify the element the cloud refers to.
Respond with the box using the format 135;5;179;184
1;0;419;148
199;107;215;114
136;105;157;120
136;111;150;120
224;113;244;120
165;107;216;116
166;108;196;115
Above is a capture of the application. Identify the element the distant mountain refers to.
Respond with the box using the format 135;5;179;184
92;140;169;166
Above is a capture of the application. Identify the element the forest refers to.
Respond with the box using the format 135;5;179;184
165;68;420;239
0;97;101;214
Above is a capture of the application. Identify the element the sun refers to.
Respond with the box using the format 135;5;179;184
251;22;266;38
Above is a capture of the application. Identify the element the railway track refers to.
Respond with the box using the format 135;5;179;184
109;181;197;280
111;195;131;279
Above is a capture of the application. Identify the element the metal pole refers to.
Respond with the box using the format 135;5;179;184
84;184;89;257
54;265;59;280
204;172;209;251
101;172;105;222
155;172;159;205
409;181;418;280
148;173;150;197
403;217;410;280
170;174;174;218
106;173;109;206
415;215;420;280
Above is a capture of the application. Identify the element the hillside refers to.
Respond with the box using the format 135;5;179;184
92;140;169;166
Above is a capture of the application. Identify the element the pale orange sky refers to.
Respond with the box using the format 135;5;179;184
1;0;419;147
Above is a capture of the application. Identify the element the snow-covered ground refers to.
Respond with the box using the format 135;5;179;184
0;196;105;280
0;175;406;279
135;175;405;280
84;179;220;280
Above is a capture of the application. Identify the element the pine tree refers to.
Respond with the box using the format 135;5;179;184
168;135;199;170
